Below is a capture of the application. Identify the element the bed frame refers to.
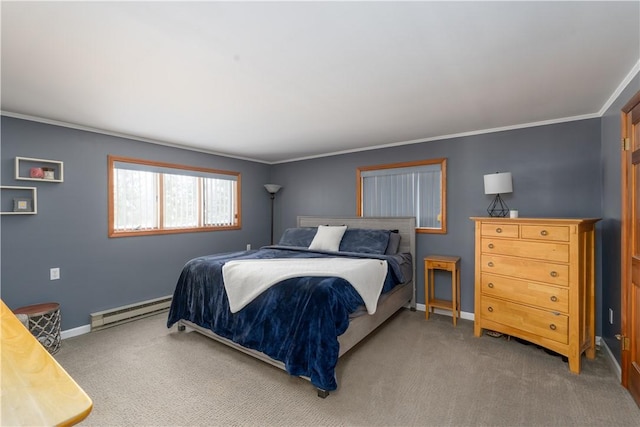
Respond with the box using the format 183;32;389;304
177;216;416;397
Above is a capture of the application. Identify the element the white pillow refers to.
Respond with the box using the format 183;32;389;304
308;225;347;252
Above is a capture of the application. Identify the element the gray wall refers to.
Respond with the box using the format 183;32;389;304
1;92;632;365
600;74;640;362
0;117;272;330
271;119;603;326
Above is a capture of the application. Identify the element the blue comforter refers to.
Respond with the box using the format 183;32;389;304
167;246;411;391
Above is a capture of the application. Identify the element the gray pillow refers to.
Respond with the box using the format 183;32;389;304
385;231;401;254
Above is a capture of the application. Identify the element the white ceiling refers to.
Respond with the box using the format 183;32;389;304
2;1;639;164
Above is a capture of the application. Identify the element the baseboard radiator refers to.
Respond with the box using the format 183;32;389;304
90;295;172;331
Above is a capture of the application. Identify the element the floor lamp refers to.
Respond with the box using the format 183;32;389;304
264;184;282;244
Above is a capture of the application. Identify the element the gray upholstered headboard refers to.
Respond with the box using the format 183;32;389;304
297;216;416;307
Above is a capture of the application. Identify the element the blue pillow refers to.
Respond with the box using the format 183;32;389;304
339;228;391;254
278;227;318;247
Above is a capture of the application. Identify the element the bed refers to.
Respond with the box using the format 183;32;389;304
167;216;416;397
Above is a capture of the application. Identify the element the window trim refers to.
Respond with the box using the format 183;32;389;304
356;158;447;234
108;155;241;237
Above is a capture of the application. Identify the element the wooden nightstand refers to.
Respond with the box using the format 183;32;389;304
424;255;461;326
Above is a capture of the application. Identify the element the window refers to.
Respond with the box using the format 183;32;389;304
108;155;241;237
357;158;446;234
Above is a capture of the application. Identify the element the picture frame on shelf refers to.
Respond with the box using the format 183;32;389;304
13;198;32;212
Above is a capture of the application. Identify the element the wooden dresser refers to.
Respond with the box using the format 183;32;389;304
470;217;600;374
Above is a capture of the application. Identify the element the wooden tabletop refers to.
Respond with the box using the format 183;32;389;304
1;299;92;426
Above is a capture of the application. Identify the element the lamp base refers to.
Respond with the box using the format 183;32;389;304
487;194;509;217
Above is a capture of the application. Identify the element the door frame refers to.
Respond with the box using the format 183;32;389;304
621;90;639;391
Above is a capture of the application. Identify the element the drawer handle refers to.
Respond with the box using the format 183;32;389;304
540;230;548;236
496;227;502;233
488;283;494;288
487;306;494;313
550;296;558;302
488;243;495;249
488;262;494;267
550;271;558;278
549;324;557;331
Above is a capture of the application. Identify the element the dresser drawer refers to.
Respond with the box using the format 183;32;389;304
481;223;519;238
481;254;569;286
481;296;568;344
482;238;569;263
521;225;570;242
481;274;569;313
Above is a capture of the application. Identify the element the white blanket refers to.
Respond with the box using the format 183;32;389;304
222;258;388;314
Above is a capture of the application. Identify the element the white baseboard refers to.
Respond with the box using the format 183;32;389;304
61;324;91;340
415;303;475;321
65;304;471;338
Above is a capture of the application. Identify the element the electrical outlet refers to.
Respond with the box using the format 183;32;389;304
50;267;60;280
609;308;614;324
246;244;251;251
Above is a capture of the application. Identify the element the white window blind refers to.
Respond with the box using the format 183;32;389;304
360;161;444;230
109;156;240;236
203;177;237;227
113;169;158;231
163;174;199;228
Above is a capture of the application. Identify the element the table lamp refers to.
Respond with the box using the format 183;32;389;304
484;172;512;217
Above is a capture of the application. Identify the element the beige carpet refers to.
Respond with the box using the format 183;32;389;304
54;309;639;426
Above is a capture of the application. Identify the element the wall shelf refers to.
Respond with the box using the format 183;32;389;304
15;157;64;182
1;186;37;215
